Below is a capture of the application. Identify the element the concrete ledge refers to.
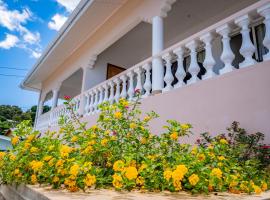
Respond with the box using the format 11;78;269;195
1;185;270;200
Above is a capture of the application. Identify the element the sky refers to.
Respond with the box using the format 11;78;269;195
0;0;80;110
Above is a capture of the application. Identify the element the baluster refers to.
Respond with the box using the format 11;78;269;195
120;75;127;99
127;71;135;101
200;33;216;80
114;78;121;102
258;4;270;61
88;92;94;114
186;40;200;85
103;84;109;102
135;67;143;94
162;53;174;92
85;93;90;114
235;14;257;68
173;47;186;88
98;87;104;108
143;63;152;97
216;24;235;74
109;81;115;104
92;89;97;112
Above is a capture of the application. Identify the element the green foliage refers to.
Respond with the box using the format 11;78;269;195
198;121;270;167
0;96;269;194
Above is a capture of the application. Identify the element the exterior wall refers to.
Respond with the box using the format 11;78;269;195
78;61;270;144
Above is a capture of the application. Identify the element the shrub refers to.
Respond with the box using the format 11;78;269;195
0;95;269;194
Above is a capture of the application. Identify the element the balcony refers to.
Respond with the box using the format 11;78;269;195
35;1;270;143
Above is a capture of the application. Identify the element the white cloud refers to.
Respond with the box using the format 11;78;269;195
48;14;67;31
0;34;19;49
0;1;31;31
0;0;42;58
56;0;81;12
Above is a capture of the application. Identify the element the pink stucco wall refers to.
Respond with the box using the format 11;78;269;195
75;61;270;144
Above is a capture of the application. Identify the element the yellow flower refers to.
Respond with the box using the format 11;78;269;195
43;156;53;162
29;160;43;172
136;176;145;186
240;181;249;192
129;123;137;129
124;166;138;180
181;124;190;130
210;168;222;179
188;174;199;186
31;174;37;184
24;142;31;149
113;160;125;172
101;138;108;146
60;145;73;157
119;98;129;107
143;116;151;122
26;135;35;142
253;185;262;194
52;176;59;183
220;139;228;145
114;112;122;119
139;164;147;172
11;136;19;145
69;164;80;177
191;146;197;155
112;174;123;189
84;174;96;187
262;182;268;191
71;136;78;142
176;165;188;175
0;152;6;159
55;159;64;168
14;168;20;175
164;170;172;181
140;137;147;144
48;158;55;167
218;156;225;161
217;162;223;167
208;144;214;150
170;132;178;140
198;153;205;161
229;181;238;188
9;154;16;161
30;147;39;153
173;179;182;191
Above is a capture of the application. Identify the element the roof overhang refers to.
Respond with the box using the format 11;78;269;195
20;0;127;91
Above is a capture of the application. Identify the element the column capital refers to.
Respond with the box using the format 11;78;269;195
85;55;97;69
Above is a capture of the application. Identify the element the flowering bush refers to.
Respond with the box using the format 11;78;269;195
0;95;269;194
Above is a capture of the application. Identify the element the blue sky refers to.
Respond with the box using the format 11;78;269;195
0;0;80;110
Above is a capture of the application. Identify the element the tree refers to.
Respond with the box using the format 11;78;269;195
0;105;31;133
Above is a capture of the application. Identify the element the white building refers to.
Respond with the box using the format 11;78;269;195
21;0;270;143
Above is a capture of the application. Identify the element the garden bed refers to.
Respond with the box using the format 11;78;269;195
1;185;270;200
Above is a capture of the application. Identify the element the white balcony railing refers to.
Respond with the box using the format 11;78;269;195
36;1;270;131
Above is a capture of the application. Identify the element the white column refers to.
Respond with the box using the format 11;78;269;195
98;87;104;105
143;63;152;97
79;56;96;116
186;40;200;85
162;53;174;92
258;4;270;61
152;16;164;93
51;83;61;109
235;15;257;68
173;47;186;88
200;33;216;80
37;98;44;117
88;92;94;114
120;75;128;99
216;24;235;74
